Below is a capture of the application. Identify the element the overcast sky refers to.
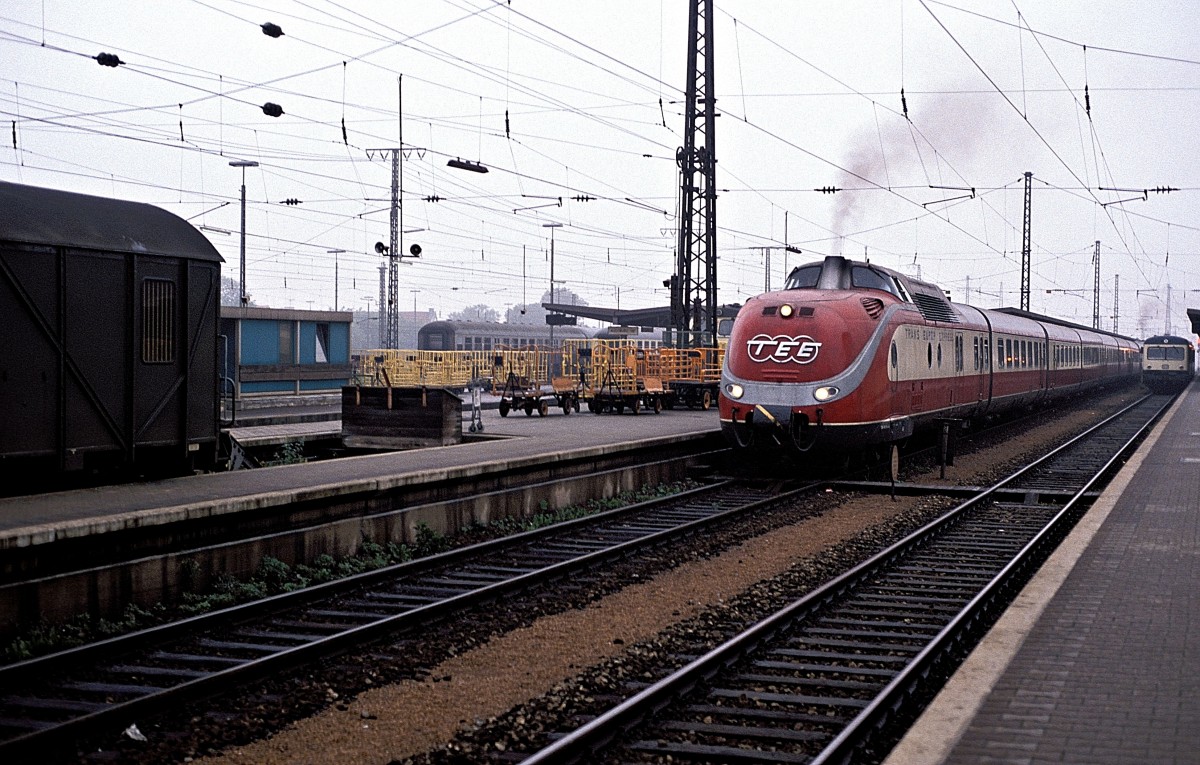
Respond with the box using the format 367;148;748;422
3;1;1198;337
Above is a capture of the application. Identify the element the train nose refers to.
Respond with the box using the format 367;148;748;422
725;300;859;383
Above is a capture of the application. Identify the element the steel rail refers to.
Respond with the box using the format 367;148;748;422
521;392;1173;764
0;470;824;757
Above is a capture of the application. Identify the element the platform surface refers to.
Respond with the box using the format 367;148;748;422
0;404;719;546
887;378;1200;765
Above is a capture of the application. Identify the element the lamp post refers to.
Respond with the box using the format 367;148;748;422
229;160;259;306
542;223;562;350
326;249;346;310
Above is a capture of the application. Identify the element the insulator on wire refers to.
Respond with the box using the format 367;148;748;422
281;198;301;206
424;195;442;203
261;22;284;38
1084;84;1091;117
262;102;284;118
900;87;909;120
95;52;123;67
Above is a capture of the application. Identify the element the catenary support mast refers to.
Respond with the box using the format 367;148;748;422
1020;171;1032;312
671;0;718;347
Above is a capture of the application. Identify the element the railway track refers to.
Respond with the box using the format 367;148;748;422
518;392;1175;765
0;475;827;758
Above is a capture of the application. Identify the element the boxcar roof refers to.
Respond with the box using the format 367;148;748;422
0;181;223;263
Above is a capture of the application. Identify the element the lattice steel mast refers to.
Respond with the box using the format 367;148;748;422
1113;273;1119;334
671;0;718;347
1020;171;1032;312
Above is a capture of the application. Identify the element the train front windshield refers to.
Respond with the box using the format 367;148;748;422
1147;347;1186;360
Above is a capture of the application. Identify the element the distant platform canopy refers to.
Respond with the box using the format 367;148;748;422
542;302;741;329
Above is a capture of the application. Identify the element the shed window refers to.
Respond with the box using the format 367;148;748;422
279;322;294;364
315;323;330;363
142;278;175;363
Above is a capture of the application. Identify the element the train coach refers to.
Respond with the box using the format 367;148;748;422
719;255;1141;454
416;320;665;352
0;181;221;484
1141;334;1196;392
417;320;591;351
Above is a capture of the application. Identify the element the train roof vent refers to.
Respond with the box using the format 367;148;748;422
860;297;884;319
911;293;959;323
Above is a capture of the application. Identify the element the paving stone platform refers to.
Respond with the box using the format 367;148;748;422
887;378;1200;765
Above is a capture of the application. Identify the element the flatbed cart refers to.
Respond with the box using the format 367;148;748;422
497;372;550;417
586;371;666;415
667;380;718;410
551;375;583;414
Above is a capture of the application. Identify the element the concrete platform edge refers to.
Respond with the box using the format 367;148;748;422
881;391;1189;765
2;430;713;550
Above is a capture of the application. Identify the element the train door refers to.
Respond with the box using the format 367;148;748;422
968;308;993;417
1038;326;1050;402
888;331;910;417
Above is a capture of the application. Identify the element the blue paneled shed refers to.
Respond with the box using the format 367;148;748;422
220;306;353;398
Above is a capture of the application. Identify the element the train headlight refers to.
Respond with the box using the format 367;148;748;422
726;383;744;400
779;304;795;318
814;385;839;401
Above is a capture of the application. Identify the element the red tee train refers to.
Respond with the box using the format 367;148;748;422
719;255;1141;452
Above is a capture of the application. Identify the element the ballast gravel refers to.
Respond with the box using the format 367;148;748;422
102;389;1137;765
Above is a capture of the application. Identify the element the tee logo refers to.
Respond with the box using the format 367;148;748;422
746;334;822;364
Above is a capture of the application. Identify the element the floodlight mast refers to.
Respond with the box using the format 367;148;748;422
229;160;259;306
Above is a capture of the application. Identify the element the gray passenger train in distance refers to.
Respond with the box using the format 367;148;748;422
1140;334;1196;392
416;320;661;351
